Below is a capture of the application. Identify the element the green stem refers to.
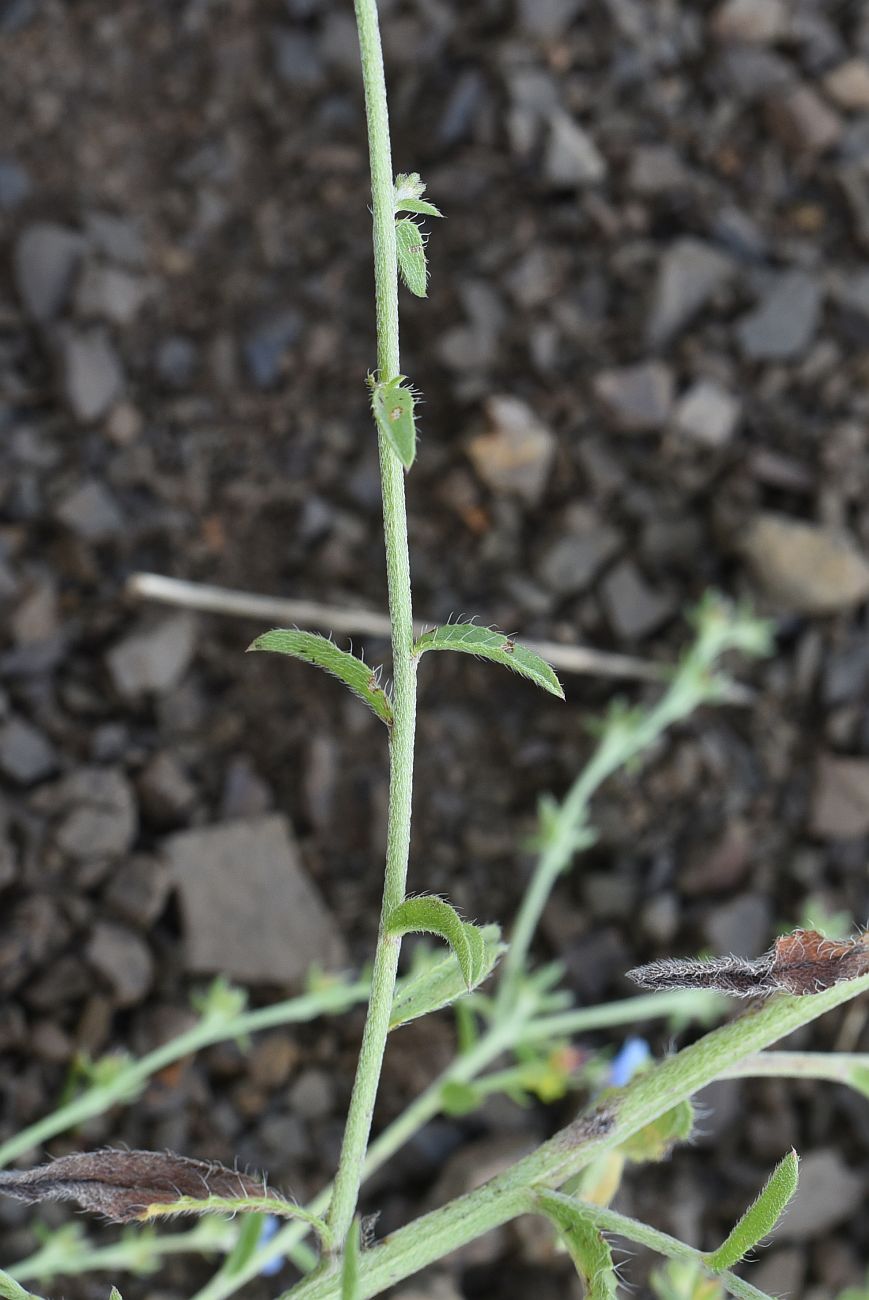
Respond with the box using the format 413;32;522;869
0;979;369;1169
189;987;713;1300
535;1193;770;1300
326;0;416;1254
285;972;869;1299
721;1050;869;1087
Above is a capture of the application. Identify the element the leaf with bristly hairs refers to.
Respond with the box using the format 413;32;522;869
703;1151;799;1272
415;622;564;699
248;630;393;726
389;924;503;1030
536;1191;618;1297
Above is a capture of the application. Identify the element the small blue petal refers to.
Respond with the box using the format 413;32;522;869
258;1217;285;1277
609;1037;651;1087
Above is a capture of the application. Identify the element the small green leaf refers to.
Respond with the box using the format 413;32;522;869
223;1212;267;1278
109;1290;123;1300
440;1080;483;1116
395;197;443;218
395;218;428;297
536;1192;618;1297
387;895;482;988
393;171;442;214
248;630;393;726
415;622;564;699
0;1271;43;1300
341;1219;361;1300
620;1100;694;1163
650;1259;724;1300
370;375;417;469
390;924;503;1030
704;1150;799;1272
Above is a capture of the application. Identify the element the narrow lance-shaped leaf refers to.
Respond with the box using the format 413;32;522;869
395;218;428;298
415;623;564;699
0;1270;44;1300
341;1219;362;1300
109;1290;123;1300
704;1150;799;1272
390;924;503;1030
387;895;484;989
248;630;393;727
536;1191;618;1298
370;375;417;469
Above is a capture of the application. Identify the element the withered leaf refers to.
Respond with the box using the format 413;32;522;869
770;928;869;995
0;1149;269;1224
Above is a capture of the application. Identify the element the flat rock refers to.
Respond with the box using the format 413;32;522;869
53;766;137;861
536;511;622;596
711;0;788;43
765;84;843;155
13;222;84;322
102;854;171;927
11;581;58;645
86;921;153;1006
543;109;606;187
466;395;556;505
75;263;150;326
61;327;125;423
138;750;197;825
674;379;741;446
810;754;869;839
823;58;869;111
165;815;346;984
647;238;733;346
738;513;869;612
84;211;146;266
593;361;674;432
55;478;124;541
107;613;198;699
736;271;822;361
704;891;771;957
599;559;676;639
0;716;57;785
775;1151;863;1240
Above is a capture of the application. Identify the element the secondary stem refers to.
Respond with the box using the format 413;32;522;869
326;0;416;1255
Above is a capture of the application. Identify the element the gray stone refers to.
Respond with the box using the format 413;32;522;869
766;84;843;155
61;327;125;422
824;58;869;111
155;336;198;388
86;921;153;1006
0;157;31;210
593;361;674;432
516;0;583;39
738;513;869;612
466;395;556;505
543;109;606;187
138;751;197;825
775;1151;863;1240
674;380;741;446
288;1068;335;1121
103;854;171;927
831;268;869;321
599;560;676;639
627;144;691;194
647;238;733;346
75;263;149;326
107;614;198;699
11;580;58;645
810;755;869;840
536;513;622;596
165;814;347;983
84;211;146;266
705;892;772;958
242;307;302;388
711;0;788;43
14;222;84;322
54;766;137;861
736;271;822;361
55;479;123;541
0;717;56;784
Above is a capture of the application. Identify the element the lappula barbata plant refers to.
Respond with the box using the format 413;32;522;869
4;2;869;1297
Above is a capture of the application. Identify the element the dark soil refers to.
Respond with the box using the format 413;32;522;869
1;2;869;1298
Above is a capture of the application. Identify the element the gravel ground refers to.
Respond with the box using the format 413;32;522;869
1;2;869;1297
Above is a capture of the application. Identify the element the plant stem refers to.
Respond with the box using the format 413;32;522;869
286;971;869;1299
535;1193;770;1300
721;1050;869;1088
0;979;369;1169
326;0;416;1255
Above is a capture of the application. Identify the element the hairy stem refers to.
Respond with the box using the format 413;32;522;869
326;0;416;1255
286;972;869;1298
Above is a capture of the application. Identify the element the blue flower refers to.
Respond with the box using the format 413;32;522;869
258;1216;285;1277
608;1037;651;1088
